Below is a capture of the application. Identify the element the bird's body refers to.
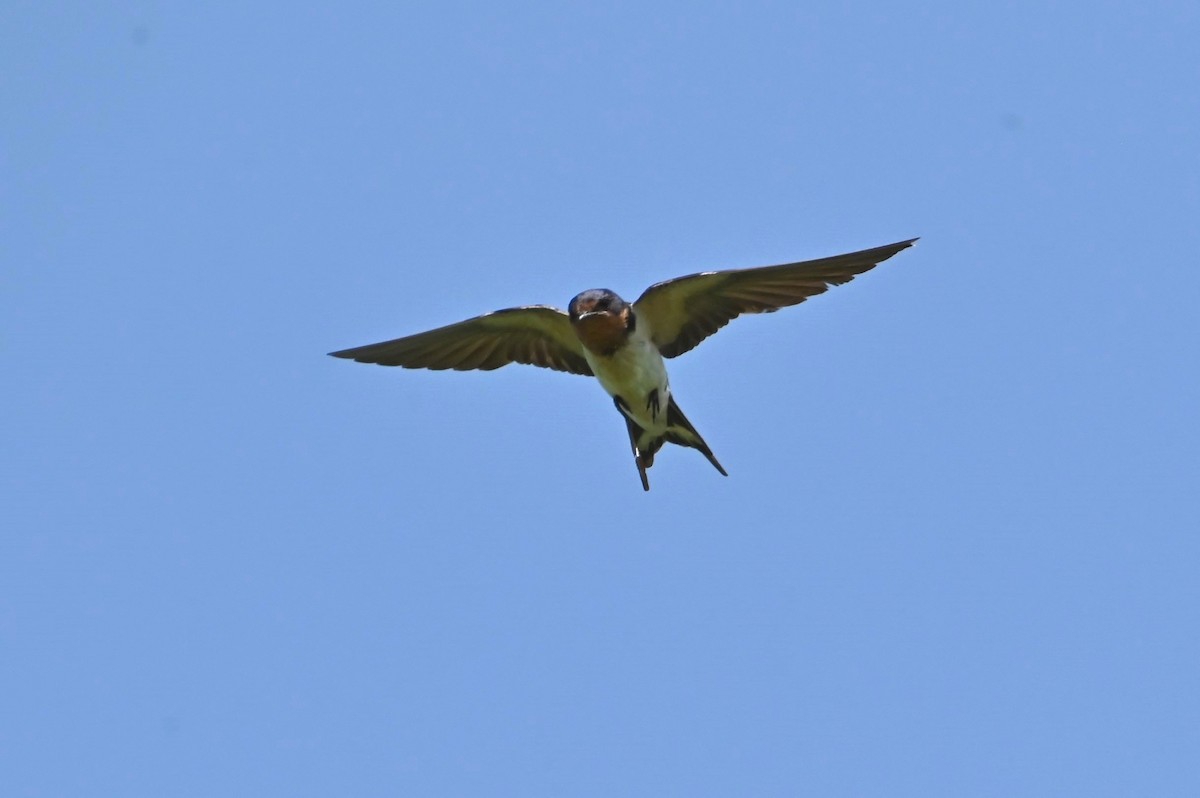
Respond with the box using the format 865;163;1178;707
584;324;668;436
331;238;916;490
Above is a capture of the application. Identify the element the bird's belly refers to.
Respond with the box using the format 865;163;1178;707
587;339;670;433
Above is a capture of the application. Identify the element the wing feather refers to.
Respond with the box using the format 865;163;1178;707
634;239;917;358
329;305;593;376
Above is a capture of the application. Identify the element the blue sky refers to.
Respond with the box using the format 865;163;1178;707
4;2;1199;795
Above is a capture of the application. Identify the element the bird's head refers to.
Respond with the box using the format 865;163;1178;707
568;289;635;355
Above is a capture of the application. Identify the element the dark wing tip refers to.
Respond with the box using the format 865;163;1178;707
873;237;919;256
328;347;379;362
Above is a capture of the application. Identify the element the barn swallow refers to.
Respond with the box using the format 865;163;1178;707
330;238;916;490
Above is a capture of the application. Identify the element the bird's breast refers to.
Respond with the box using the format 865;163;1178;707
586;332;670;433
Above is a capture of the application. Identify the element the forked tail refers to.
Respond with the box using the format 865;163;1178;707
663;395;728;477
615;394;727;491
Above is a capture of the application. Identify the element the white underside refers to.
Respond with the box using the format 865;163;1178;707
583;328;670;435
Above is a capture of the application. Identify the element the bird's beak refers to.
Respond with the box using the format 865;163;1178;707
577;310;611;321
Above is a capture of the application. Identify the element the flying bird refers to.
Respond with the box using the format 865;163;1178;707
330;238;916;490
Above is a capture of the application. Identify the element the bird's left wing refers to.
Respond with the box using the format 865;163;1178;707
328;305;593;375
634;238;917;358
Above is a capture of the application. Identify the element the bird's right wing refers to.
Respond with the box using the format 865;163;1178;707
328;305;593;376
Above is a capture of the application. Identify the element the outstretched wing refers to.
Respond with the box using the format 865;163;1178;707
633;239;917;358
328;305;593;375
